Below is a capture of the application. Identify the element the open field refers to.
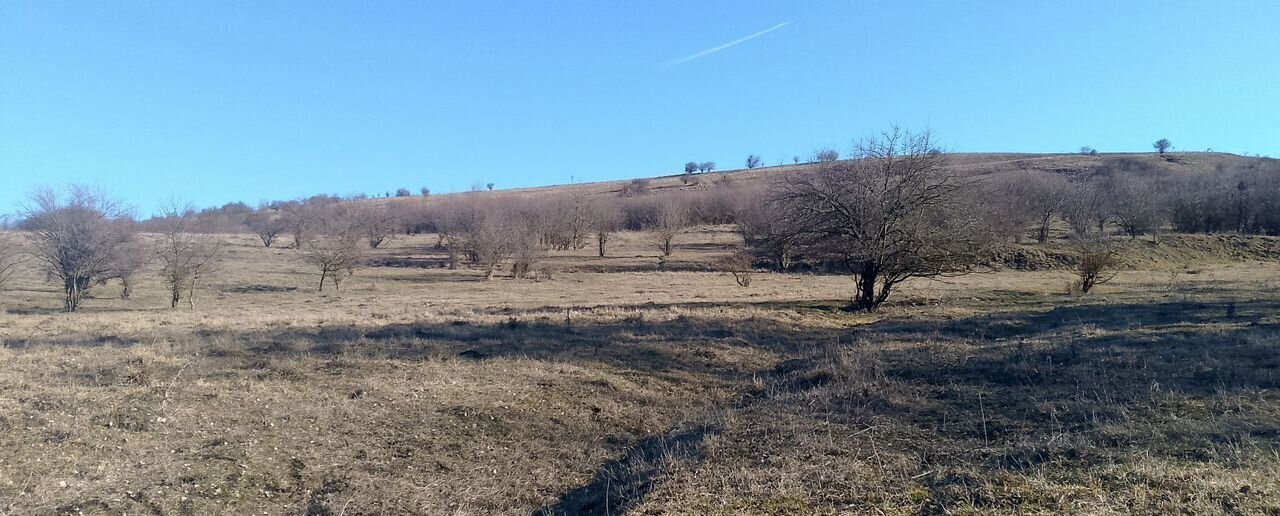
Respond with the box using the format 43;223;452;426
2;228;1280;515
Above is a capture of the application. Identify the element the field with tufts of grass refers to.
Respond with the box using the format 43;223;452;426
2;228;1279;515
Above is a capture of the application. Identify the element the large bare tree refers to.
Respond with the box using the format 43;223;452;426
21;186;136;312
644;200;688;258
771;129;992;311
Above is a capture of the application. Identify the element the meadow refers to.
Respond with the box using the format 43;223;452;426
2;226;1278;515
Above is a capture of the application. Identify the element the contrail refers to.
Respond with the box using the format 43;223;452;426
662;22;792;67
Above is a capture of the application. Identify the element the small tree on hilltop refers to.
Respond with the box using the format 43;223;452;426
814;148;839;163
684;162;699;174
698;162;715;174
1153;138;1172;154
746;155;762;169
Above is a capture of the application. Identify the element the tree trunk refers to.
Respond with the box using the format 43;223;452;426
849;262;879;312
318;270;327;291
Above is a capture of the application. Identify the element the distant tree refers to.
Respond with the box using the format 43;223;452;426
1153;138;1172;154
645;200;689;258
354;205;400;248
684;162;699;174
736;196;800;270
772;129;992;311
1072;237;1121;294
698;162;716;174
420;186;431;196
108;242;149;300
1107;175;1166;240
1024;174;1071;244
715;251;756;287
245;211;284;247
1079;146;1098;156
487;183;495;191
155;201;223;309
301;208;366;291
280;204;318;249
814;148;839;163
591;201;622;257
793;155;801;164
395;188;412;197
620;178;652;197
21;186;137;312
746;155;762;169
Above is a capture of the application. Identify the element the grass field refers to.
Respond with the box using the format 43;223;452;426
2;228;1279;515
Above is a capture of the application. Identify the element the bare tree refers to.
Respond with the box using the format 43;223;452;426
155;202;222;308
1153;138;1172;154
715;251;755;287
684;162;699;174
592;202;622;257
245;211;284;247
108;242;149;300
1062;179;1108;236
1024;173;1070;244
814;148;839;163
1072;237;1121;294
21;186;137;312
698;162;716;174
1079;146;1098;156
746;155;762;169
354;205;400;248
1107;175;1166;240
773;129;992;311
645;200;688;258
735;195;800;270
420;186;431;196
280;204;320;249
301;208;366;291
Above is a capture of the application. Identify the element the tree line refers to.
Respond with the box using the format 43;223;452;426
2;132;1277;313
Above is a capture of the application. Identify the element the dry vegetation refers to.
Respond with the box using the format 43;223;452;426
3;148;1280;514
2;224;1280;515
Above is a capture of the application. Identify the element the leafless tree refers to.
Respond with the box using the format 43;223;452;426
591;202;622;257
301;208;366;291
245;211;284;247
1072;237;1121;294
420;186;431;196
1107;175;1167;240
715;251;755;287
1079;146;1098;156
772;129;993;311
1153;138;1172;154
108;242;149;300
1062;179;1109;236
735;194;799;270
154;201;222;308
684;162;699;174
814;148;839;163
620;178;651;197
746;155;762;169
354;205;400;248
280;204;320;249
21;186;137;312
1024;173;1070;243
698;162;715;174
644;200;688;258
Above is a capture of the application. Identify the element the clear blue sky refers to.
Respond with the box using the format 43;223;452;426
2;1;1277;215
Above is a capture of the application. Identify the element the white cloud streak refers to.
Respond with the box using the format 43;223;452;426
662;22;792;67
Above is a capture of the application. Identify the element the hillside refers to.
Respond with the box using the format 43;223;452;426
374;151;1257;205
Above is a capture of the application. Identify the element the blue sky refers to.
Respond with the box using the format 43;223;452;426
2;1;1277;215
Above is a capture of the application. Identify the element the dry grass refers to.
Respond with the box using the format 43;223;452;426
1;227;1279;515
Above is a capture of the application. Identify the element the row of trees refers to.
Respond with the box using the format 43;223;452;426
5;133;1276;313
